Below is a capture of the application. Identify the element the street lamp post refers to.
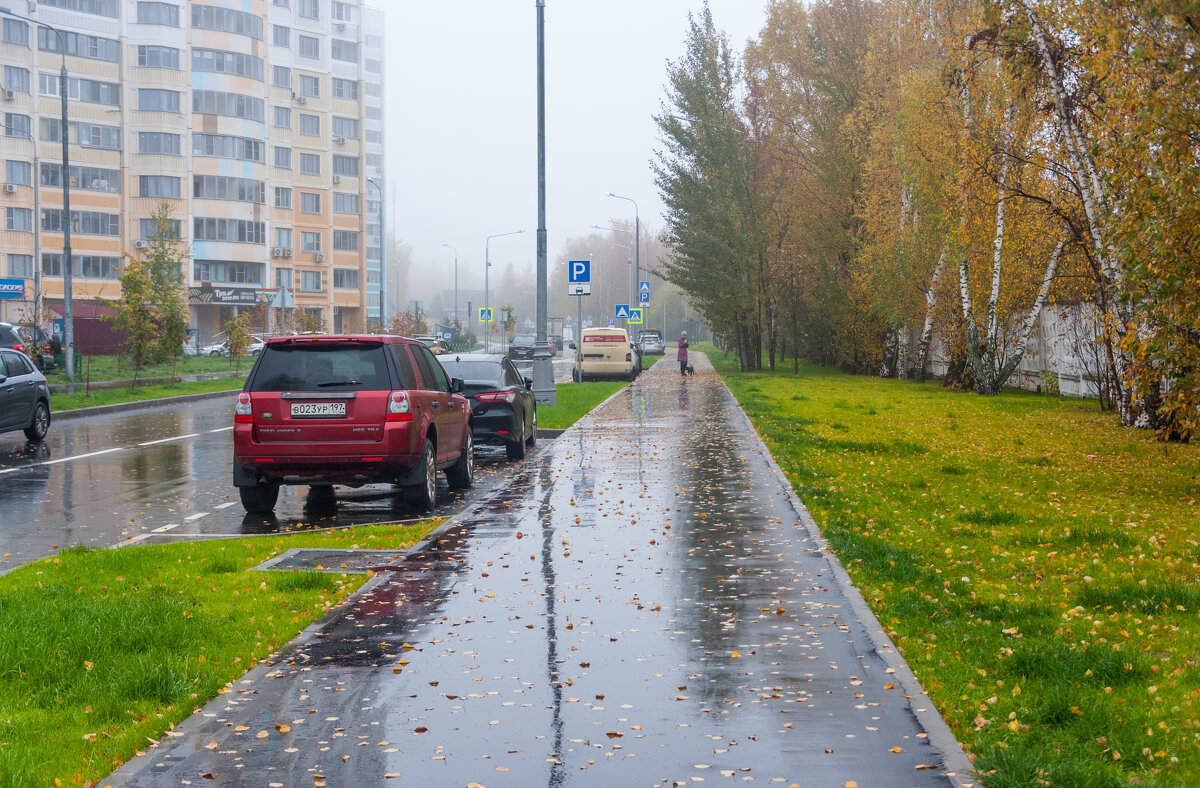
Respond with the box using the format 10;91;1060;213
485;230;524;353
442;243;458;336
362;176;386;326
1;123;39;340
532;0;556;405
0;6;72;379
606;193;639;323
592;225;632;327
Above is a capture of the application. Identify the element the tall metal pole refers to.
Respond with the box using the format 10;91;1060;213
606;193;639;317
531;0;555;404
485;230;523;354
443;243;458;335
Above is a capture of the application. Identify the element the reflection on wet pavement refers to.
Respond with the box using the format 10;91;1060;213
105;355;973;788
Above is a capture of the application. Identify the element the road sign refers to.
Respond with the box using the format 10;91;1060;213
439;331;453;342
639;281;650;294
568;260;591;283
479;307;494;323
628;308;644;324
614;304;630;319
608;318;615;327
568;283;591;296
639;291;649;305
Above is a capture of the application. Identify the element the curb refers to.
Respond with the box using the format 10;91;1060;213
52;387;242;422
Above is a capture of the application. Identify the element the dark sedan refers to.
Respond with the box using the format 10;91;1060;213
0;348;51;441
439;353;536;461
507;334;539;360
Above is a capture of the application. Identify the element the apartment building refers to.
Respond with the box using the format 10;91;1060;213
0;0;385;341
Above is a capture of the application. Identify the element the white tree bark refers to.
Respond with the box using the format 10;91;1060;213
996;228;1068;385
986;106;1016;361
915;244;947;377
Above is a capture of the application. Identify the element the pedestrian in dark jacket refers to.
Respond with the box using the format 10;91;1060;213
677;331;689;376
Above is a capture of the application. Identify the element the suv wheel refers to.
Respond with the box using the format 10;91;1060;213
23;401;49;442
447;432;474;489
240;483;280;514
404;439;437;512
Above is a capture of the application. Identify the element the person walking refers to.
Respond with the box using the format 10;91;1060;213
677;330;689;376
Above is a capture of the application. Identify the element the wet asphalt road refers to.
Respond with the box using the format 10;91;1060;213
104;354;974;788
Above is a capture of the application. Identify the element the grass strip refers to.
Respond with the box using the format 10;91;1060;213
0;521;439;788
52;377;246;412
538;380;627;430
44;355;255;385
701;344;1200;787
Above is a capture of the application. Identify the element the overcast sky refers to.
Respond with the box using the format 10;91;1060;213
384;0;770;298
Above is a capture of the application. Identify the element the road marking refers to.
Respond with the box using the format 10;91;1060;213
42;448;122;466
152;523;181;533
214;502;237;510
210;427;234;433
139;433;200;447
184;512;208;522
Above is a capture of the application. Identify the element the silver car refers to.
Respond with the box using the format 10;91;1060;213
0;348;51;441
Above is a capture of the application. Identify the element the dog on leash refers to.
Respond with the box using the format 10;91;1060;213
685;364;694;375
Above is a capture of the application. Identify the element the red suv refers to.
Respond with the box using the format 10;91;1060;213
233;335;473;514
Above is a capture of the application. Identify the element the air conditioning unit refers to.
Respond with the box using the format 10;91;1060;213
314;252;325;262
296;96;307;105
272;247;284;257
283;247;293;257
134;239;147;249
3;184;16;194
332;174;341;184
334;136;346;145
334;22;346;31
3;90;14;101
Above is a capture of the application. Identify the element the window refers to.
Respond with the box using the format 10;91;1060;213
334;268;359;288
39;29;118;62
299;192;321;214
365;59;381;73
6;208;32;233
139;175;181;199
299;0;320;20
192;49;264;80
7;254;33;278
192;217;266;244
276;267;293;288
365;81;382;98
366;34;383;48
273;25;290;48
272;66;291;88
4;114;30;139
3;67;29;94
39;119;121;150
39;74;121;107
191;6;264;39
40;163;120;191
333;2;352;21
42;254;121;279
365;129;382;144
136;2;180;26
138;45;180;69
274;187;292;209
192;260;264;285
192;133;264;163
367;292;380;308
5;160;31;186
331;39;357;62
332;116;359;139
299;270;323;292
299;153;321;176
275;228;293;249
366;152;383;169
366;270;380;284
273;0;291;7
274;146;292;169
333;231;359;252
298;75;320;98
192;91;265;122
333;193;359;214
365;106;382;121
3;19;28;46
298;35;319;59
138;132;181;155
274;106;292;129
332;78;358;100
294;115;319;138
41;0;118;16
138;89;181;113
332;155;359;177
139;218;182;240
300;231;322;253
41;209;120;236
193;175;265;204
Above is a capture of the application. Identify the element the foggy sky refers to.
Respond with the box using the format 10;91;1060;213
385;0;770;301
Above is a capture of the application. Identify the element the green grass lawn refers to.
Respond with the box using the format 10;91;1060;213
538;380;627;430
703;346;1200;787
45;354;254;385
0;521;439;788
52;377;246;412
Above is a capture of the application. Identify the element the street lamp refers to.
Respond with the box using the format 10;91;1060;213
366;178;386;328
606;193;639;318
1;123;39;342
442;243;458;335
591;226;632;320
485;229;524;353
0;6;73;379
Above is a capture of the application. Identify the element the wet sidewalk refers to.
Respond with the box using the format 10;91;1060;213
104;354;975;788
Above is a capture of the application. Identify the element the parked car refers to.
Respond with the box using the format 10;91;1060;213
0;348;51;441
0;322;57;370
637;329;666;356
232;334;473;514
438;353;536;461
508;334;539;360
548;334;564;354
414;336;452;355
571;327;640;382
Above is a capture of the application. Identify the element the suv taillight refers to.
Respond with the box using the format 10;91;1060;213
475;391;516;404
235;392;252;423
386;390;413;422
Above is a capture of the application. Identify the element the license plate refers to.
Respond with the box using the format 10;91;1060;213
290;401;346;418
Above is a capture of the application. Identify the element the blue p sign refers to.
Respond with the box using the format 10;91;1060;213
568;260;591;283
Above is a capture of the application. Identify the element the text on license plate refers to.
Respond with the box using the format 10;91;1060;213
290;401;346;418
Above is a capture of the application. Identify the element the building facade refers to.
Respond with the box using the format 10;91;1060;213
0;0;385;342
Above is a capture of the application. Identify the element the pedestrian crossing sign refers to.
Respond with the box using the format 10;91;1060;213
479;307;494;323
628;308;643;324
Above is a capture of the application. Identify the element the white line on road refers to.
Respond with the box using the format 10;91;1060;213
42;448;123;466
152;523;181;533
214;502;237;510
184;512;208;522
210;427;234;433
139;433;200;447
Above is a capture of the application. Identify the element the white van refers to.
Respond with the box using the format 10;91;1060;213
571;327;639;381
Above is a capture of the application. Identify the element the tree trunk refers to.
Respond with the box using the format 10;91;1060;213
915;245;948;383
994;229;1067;388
